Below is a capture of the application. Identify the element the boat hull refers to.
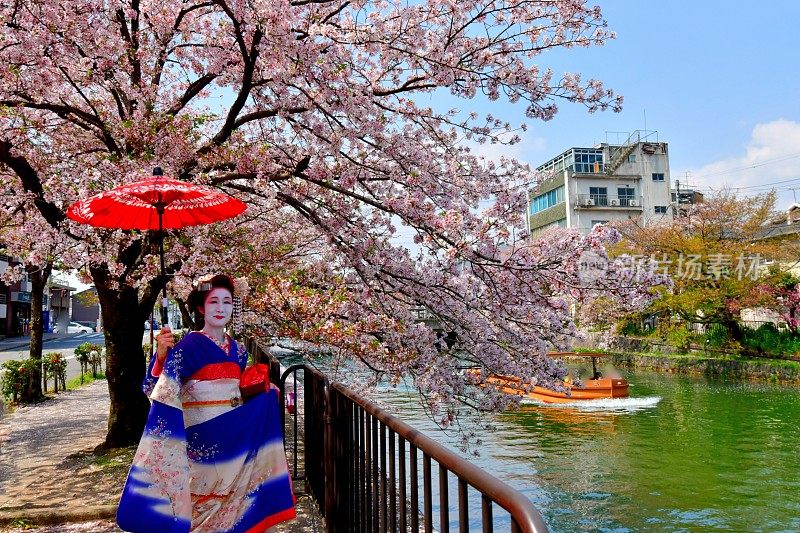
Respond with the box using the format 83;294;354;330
485;375;629;404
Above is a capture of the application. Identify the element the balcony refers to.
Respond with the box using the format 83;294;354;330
575;194;644;209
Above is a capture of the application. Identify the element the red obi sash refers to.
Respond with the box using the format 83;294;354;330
187;362;241;381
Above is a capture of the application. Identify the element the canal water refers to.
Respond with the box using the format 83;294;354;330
373;370;800;532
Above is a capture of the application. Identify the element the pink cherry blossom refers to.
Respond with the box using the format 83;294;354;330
0;0;653;444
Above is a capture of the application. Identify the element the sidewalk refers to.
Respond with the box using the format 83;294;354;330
0;380;323;532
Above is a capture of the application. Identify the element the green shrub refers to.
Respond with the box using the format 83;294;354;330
703;323;729;348
666;326;695;351
618;319;644;337
75;341;103;361
1;358;41;402
43;352;67;392
75;342;104;382
741;324;800;356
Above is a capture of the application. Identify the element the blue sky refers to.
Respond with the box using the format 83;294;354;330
426;0;800;209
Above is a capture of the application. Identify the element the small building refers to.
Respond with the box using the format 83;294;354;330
71;287;101;331
1;254;33;337
670;184;704;217
0;254;9;337
48;280;76;334
527;130;672;235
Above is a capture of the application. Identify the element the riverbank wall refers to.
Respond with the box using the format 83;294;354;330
585;335;800;383
608;351;800;383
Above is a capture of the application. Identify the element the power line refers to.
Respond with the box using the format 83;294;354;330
726;177;800;190
693;151;800;180
690;177;800;193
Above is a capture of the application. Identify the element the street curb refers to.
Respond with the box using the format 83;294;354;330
0;504;117;527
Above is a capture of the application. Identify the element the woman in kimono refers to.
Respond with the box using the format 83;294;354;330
118;274;295;532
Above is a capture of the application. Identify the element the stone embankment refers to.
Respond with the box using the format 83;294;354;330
599;336;800;383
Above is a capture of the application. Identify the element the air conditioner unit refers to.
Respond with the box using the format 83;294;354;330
610;199;619;206
628;199;639;207
586;198;595;206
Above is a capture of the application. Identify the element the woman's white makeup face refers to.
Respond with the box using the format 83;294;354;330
201;287;233;328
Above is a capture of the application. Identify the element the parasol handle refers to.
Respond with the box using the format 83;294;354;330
157;198;170;329
160;290;169;329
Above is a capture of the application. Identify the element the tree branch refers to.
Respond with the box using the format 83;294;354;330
0;141;67;230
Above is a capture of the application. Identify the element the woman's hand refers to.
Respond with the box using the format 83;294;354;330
155;326;175;361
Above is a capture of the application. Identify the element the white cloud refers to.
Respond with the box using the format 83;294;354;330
686;119;800;209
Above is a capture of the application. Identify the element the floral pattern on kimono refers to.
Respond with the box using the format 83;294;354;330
118;332;295;533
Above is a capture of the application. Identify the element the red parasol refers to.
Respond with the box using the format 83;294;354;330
67;167;246;325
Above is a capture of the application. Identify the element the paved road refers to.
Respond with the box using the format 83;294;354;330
0;333;107;384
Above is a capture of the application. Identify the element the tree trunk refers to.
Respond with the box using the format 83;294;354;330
94;274;158;449
23;262;51;402
722;315;743;342
177;297;195;331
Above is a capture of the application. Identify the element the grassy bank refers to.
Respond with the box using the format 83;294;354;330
66;372;106;391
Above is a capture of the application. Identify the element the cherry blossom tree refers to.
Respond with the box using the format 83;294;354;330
0;0;653;447
0;201;64;401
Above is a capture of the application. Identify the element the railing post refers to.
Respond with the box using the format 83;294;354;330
324;379;336;532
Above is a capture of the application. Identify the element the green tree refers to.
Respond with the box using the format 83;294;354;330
614;191;799;341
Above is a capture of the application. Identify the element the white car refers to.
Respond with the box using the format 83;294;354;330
54;322;93;334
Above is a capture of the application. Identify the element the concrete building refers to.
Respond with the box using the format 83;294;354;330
670;184;704;217
48;280;76;333
0;254;34;337
527;130;672;235
0;254;10;337
71;287;101;331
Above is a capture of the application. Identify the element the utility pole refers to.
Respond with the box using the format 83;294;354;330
675;179;681;219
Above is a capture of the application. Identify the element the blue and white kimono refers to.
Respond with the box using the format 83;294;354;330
117;332;295;532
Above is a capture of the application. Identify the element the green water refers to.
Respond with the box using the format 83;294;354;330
378;371;800;532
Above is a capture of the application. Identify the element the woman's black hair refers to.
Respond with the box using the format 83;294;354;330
187;274;235;330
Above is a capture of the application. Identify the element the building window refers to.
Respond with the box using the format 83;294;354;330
618;187;635;206
573;149;604;173
652;173;665;182
628;154;636;163
537;148;604;174
654;206;668;214
530;185;565;214
589;187;608;206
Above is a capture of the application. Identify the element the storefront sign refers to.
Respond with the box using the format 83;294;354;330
10;291;31;303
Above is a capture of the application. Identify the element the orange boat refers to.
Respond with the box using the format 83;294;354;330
471;353;629;404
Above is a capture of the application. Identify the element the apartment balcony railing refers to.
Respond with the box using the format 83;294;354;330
575;194;644;209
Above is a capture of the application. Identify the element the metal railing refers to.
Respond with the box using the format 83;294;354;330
575;194;643;208
247;338;549;533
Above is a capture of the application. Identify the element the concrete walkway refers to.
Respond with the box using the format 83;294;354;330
0;380;323;532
